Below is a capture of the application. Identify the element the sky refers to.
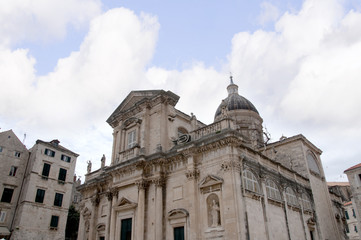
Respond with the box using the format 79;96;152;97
1;0;361;182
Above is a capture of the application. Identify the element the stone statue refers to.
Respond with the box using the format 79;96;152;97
211;199;220;227
101;154;106;168
87;160;92;174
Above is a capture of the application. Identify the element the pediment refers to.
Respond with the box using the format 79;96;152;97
168;208;189;220
199;175;223;188
114;197;137;211
107;90;179;127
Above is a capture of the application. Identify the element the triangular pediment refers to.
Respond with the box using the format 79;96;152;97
199;175;223;189
107;90;179;127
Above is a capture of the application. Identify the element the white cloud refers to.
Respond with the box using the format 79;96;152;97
228;0;361;180
1;0;361;182
0;0;102;46
258;2;280;26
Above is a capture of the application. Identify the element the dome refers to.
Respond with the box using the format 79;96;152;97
214;80;259;119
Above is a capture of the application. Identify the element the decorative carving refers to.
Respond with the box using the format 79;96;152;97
136;179;149;190
91;193;100;206
152;176;166;187
185;169;200;180
221;159;241;172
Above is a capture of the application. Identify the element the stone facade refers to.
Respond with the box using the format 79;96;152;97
345;164;361;240
0;130;78;240
0;130;29;239
344;201;360;239
78;81;344;240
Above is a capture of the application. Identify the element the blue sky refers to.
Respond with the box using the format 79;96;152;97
1;0;361;182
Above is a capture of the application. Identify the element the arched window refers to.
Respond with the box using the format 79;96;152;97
307;152;321;175
301;193;312;210
285;187;298;206
242;170;260;193
266;180;282;201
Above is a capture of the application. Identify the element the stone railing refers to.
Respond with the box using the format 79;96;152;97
119;145;140;162
191;118;234;141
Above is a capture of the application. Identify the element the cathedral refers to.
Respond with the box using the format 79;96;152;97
77;79;345;240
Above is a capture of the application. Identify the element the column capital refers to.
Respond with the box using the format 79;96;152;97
136;179;149;190
152;176;166;187
185;168;200;180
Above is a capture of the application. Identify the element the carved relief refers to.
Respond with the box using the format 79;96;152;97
221;159;241;172
185;169;200;180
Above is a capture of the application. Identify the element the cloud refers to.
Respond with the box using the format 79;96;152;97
258;2;280;26
0;0;102;46
1;0;361;181
228;0;361;180
0;7;160;174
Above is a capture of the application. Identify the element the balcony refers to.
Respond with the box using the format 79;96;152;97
191;118;234;141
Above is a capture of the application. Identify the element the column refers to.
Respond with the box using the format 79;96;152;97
90;195;99;240
136;180;147;240
154;177;164;240
109;189;118;240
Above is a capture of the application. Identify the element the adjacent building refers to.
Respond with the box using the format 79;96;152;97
0;130;29;239
0;130;78;240
78;79;345;240
345;163;361;240
344;201;360;239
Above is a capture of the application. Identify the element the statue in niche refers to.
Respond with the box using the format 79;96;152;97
211;200;220;227
87;160;92;174
101;154;106;168
207;194;221;228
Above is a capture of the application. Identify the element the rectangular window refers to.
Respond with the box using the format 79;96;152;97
0;211;6;223
58;168;67;182
353;209;356;218
1;188;14;203
14;151;21;157
121;218;132;240
127;130;137;149
355;225;358;233
54;193;63;207
42;163;51;177
50;215;59;228
0;146;3;152
9;166;17;176
346;224;350;233
61;154;71;163
99;237;105;240
44;148;55;157
174;226;185;240
35;189;45;203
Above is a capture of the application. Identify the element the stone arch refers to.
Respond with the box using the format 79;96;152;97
206;193;221;228
265;178;282;201
306;151;321;176
242;169;261;193
285;187;299;206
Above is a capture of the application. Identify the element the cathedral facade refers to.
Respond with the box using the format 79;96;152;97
77;80;344;240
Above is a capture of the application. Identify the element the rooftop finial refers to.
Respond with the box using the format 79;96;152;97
230;73;234;84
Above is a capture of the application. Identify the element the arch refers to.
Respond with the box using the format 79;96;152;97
307;151;321;175
242;169;261;193
301;193;312;210
168;208;189;219
285;187;299;206
265;179;282;201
